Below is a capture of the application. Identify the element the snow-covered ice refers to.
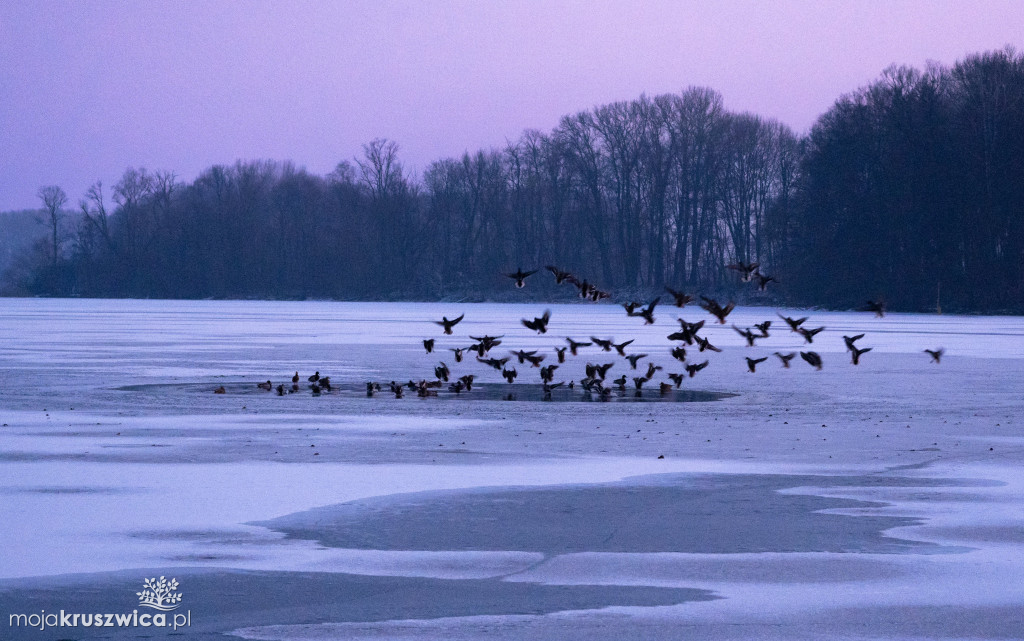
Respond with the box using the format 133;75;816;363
1;298;1023;640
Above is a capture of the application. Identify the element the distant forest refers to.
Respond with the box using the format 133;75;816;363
5;48;1023;312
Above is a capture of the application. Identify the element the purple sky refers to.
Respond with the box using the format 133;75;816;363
2;0;1023;211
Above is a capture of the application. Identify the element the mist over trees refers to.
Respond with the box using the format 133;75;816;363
5;48;1023;312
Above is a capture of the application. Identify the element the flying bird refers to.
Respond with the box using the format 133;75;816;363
545;265;575;285
554;346;567;363
686;360;709;377
591;337;614;352
746;356;768;373
797;326;826;344
850;346;872;365
566;337;592;355
505;268;537;288
754;321;772;337
774;352;796;368
843;334;865;351
753;272;776;291
800;351;823;370
637;297;660;324
862;300;886;317
612;339;635;356
522;310;552;334
700;296;735;324
727;261;760;282
449;347;466;362
665;287;693;307
434;314;464;335
695;335;723;353
778;313;809;332
668;372;685;388
502;367;518;383
625;353;648;369
925;348;944;363
423;339;435;354
732;325;759;347
670;346;688;362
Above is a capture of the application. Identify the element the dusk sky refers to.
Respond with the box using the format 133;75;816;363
2;0;1023;211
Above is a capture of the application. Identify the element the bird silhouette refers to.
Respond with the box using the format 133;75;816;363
843;334;865;351
644;362;663;379
434;363;450;382
800;351;823;370
665;287;693;307
727;261;760;282
522;310;551;334
591;337;614;352
459;374;475;391
423;339;435;354
292;371;300;384
524;353;546;367
435;314;464;335
625;353;648;369
695;335;723;353
277;384;286;396
850;346;872;365
554;346;567;363
502;367;518;383
686;360;709;377
450;347;465;363
925;348;944;363
668;373;685;388
638;297;660;324
700;296;736;324
612;339;635;356
670;346;688;362
862;300;886;317
478;356;510;370
754;321;772;337
308;371;320;382
622;301;642;317
753;272;776;291
540;364;559;383
545;265;575;285
319;377;332;392
257;380;273;390
797;326;825;343
566;337;592;355
506;268;537;288
732;325;759;347
774;352;796;368
746;356;768;373
778;313;809;332
510;349;538;364
612;374;627;390
659;382;674;394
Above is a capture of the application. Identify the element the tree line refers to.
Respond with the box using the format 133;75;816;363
8;48;1024;312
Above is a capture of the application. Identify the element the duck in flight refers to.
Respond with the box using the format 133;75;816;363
521;310;551;334
800;351;823;370
700;296;735;324
746;356;768;373
566;337;592;355
686;360;709;377
665;287;693;307
850;346;872;365
778;313;808;332
727;261;759;282
925;348;944;363
506;268;537;288
435;314;464;335
774;352;796;368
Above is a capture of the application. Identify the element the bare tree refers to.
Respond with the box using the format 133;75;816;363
37;185;68;269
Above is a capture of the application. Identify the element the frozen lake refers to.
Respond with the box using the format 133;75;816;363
1;298;1023;640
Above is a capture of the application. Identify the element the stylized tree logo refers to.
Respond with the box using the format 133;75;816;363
137;576;183;611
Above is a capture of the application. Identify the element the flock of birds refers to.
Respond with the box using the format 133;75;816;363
231;262;945;400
